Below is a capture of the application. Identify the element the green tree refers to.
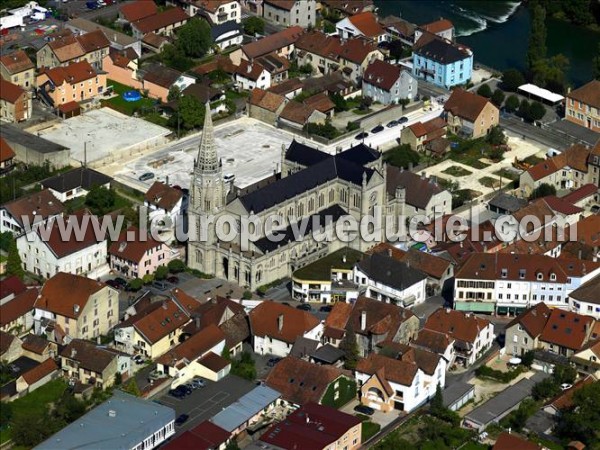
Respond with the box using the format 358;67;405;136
330;92;348;112
476;83;493;98
505;94;520;113
122;379;141;396
225;442;241;450
10;409;54;447
0;231;12;252
6;237;24;279
243;16;264;35
85;186;116;215
527;4;547;69
54;393;86;423
486;126;508;146
517;99;531;120
502;69;526;92
160;44;194;72
491;89;505;107
167;85;181;102
532;377;560;400
154;265;168;280
340;325;359;370
168;259;186;273
142;273;154;284
521;350;535;367
242;290;253;299
128;278;144;291
0;400;11;427
176;18;212;58
529;182;556;199
177;95;206;130
231;351;256;380
221;346;231;362
553;364;577;384
531;54;570;93
430;384;444;415
115;371;123;386
555;381;600;447
593;44;600;80
529;101;546;121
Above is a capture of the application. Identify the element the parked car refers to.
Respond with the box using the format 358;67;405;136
591;204;600;214
267;357;281;367
296;303;312;311
191;377;205;388
370;125;384;133
561;383;573;391
398;116;409;124
319;305;332;312
169;389;185;399
105;279;121;289
167;275;179;284
354;405;375;416
138;172;154;182
133;355;144;364
175;414;189;426
86;1;98;9
355;132;369;140
152;280;168;290
114;277;128;288
386;120;399;128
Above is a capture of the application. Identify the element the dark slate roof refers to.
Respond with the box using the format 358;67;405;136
290;337;320;359
211;20;241;43
311;344;344;364
240;157;373;214
356;252;427;291
442;381;474;408
414;37;470;64
254;205;347;253
41;167;112;193
285;140;329;167
488;192;527;213
2;125;68;154
337;143;380;166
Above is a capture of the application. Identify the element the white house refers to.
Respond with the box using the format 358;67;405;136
211;20;243;51
143;181;183;237
17;213;108;279
335;11;387;43
0;189;65;235
353;252;427;308
234;60;271;91
41;167;112;203
249;301;323;357
189;0;241;24
568;275;600;319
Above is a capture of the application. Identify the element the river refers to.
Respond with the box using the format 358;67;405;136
374;0;600;86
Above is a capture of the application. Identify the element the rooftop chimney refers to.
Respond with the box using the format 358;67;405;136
277;314;284;333
360;310;367;331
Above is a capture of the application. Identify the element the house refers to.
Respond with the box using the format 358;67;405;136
367;243;454;294
0;137;16;176
211;20;243;51
487;192;528;216
119;0;158;24
355;349;445;413
36;29;110;70
380;15;415;44
256;52;290;84
335;11;386;43
1;50;35;90
21;334;56;362
0;288;38;334
141;64;195;101
362;60;417;104
60;339;119;389
230;25;303;65
144;181;184;235
37;60;107;108
321;0;375;18
41;167;112;203
493;432;543;450
166;82;226;114
570;340;600;377
247;88;287;124
401;117;448;152
234;59;271;90
210;385;281;435
17;212;109;279
258;402;362;450
354;252;428;307
0;275;26;303
543;375;596;416
249;301;322;357
412;34;473;89
15;358;59;397
291;247;362;303
66;18;142;59
264;356;352;406
300;72;357;98
414;18;455;43
33;272;119;343
454;253;600;315
108;226;173;279
114;296;190;359
131;8;189;39
566;266;599;316
0;79;31;122
101;50;143;90
303;92;335;118
161;421;231;450
565;80;600;132
423;308;494;367
539;308;595;357
193;54;238;79
0;188;65;235
262;0;316;28
190;0;241;25
505;303;552;357
0;330;22;363
278;100;327;130
443;88;499;138
267;77;303;99
386;167;452;220
35;391;176;450
156;324;229;385
141;32;170;53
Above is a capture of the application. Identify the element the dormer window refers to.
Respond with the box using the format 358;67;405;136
550;273;556;281
519;269;526;279
501;268;507;278
537;273;543;281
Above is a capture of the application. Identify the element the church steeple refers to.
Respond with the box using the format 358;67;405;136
195;102;218;173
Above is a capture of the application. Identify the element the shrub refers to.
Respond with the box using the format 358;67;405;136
168;259;186;273
505;94;520;113
346;121;359;132
128;278;143;291
491;89;505;107
477;84;493;98
475;365;525;383
154;265;168;280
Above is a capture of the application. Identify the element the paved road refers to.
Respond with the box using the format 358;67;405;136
500;115;575;150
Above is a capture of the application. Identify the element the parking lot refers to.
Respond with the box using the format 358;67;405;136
156;375;256;433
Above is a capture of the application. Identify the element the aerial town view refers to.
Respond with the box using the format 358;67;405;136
0;0;599;448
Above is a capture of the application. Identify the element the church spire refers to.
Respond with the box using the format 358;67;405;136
196;102;218;173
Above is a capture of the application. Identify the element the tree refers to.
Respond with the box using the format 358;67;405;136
114;372;123;386
527;4;547;70
594;44;600;80
531;54;570;93
167;85;181;102
521;350;535;367
6;237;24;279
491;89;505;107
553;364;577;384
221;346;231;362
330;92;348;112
0;231;12;252
243;16;264;35
555;381;600;447
340;325;359;370
529;101;546;121
430;384;444;416
0;400;11;427
142;273;154;284
231;351;256;381
517;99;531;120
529;183;556;199
177;95;205;130
154;265;168;280
168;259;186;273
476;83;492;98
160;44;194;72
502;69;525;92
176;18;212;58
486;126;507;146
242;290;253;299
10;409;54;447
122;379;141;396
505;94;520;113
128;278;144;291
85;186;116;215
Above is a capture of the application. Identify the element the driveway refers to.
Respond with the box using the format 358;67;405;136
156;375;256;434
412;295;445;326
340;399;400;428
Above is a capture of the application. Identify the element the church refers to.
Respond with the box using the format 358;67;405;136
187;104;451;291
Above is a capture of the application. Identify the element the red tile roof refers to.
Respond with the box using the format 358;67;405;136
21;334;51;355
368;243;451;280
444;88;495;122
0;288;39;328
412;328;453;355
506;303;552;338
76;29;110;53
0;137;15;163
144;181;182;211
567;80;600;109
2;189;65;229
540;309;594;351
420;18;454;34
542;195;582;215
38;213;105;259
0;78;25;103
161;421;230;450
0;330;17;355
279;100;317;125
249;301;320;344
561;184;598;204
356;353;418;386
198;351;230;372
132;8;189;34
493;432;541;450
20;358;58;385
242;26;304;59
348;11;385;37
40;60;97;86
424;308;490;345
0;50;34;74
547;375;595;411
526;144;592;181
303;92;335;113
120;0;158;22
157;324;225;366
363;60;403;91
108;226;167;264
248;88;286;112
0;275;26;300
47;33;85;62
263;0;297;10
235;59;266;81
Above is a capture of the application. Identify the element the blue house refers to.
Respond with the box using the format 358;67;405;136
412;36;473;89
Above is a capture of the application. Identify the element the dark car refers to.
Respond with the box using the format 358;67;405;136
319;305;332;312
354;405;375;416
355;132;369;140
86;1;99;9
175;414;189;426
138;172;154;182
398;116;409;124
371;125;384;133
386;120;399;128
167;275;179;284
267;357;281;367
105;279;120;289
168;388;185;399
296;303;312;311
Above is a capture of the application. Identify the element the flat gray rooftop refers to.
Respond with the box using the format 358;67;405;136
442;381;474;408
211;385;280;432
2;125;68;154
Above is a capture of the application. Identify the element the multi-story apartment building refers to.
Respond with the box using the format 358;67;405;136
36;30;110;70
362;60;417;104
0;79;31;123
60;339;119;389
262;0;316;28
412;34;472;89
1;50;35;90
443;88;499;138
188;0;241;24
565;80;599;132
37;60;107;107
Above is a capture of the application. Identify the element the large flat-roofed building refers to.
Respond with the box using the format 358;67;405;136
35;390;176;450
0;125;70;169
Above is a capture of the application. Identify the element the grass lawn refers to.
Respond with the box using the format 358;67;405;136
143;112;170;128
103;79;156;116
361;421;381;441
0;427;11;444
447;135;495;169
442;165;472;177
352;108;372;115
384;144;421;170
460;442;488;450
225;90;248;100
11;379;67;418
